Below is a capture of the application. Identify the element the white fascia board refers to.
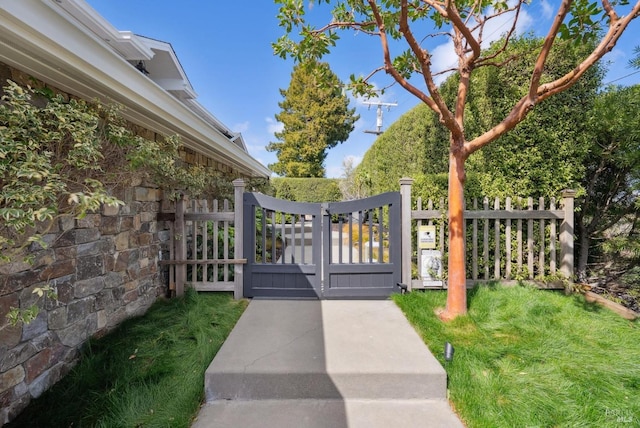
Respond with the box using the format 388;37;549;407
0;0;269;178
48;0;154;60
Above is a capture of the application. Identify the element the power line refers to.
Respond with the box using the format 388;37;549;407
604;69;640;85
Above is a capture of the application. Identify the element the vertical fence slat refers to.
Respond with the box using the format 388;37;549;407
517;198;523;277
527;197;534;279
223;199;230;280
483;197;489;280
400;178;414;289
494;197;501;280
560;190;576;279
175;194;186;297
550;198;557;274
473;198;478;281
338;213;344;264
301;214;306;264
233;178;244;299
169;221;175;293
439;198;445;256
213;200;219;282
378;206;383;262
347;213;353;264
261;207;267;264
202;200;209;283
358;211;363;263
505;197;512;280
368;209;374;263
539;197;545;278
190;200;197;282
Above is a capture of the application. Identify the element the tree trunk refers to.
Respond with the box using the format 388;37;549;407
576;216;591;283
443;152;467;319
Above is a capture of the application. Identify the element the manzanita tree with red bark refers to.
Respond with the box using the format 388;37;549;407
273;0;640;320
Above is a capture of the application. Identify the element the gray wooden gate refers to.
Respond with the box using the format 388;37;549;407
243;192;401;299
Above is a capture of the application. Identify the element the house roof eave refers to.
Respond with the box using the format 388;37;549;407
0;0;270;179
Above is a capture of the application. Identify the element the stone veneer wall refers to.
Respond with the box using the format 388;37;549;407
0;185;170;424
0;63;244;424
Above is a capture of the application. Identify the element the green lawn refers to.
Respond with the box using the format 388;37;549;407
8;290;247;428
9;285;639;427
393;285;640;428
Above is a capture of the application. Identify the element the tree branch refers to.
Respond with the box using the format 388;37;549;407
465;0;640;156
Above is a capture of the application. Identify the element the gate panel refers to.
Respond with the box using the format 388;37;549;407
322;192;402;299
243;193;321;298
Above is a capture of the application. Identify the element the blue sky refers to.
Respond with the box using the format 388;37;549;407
86;1;640;178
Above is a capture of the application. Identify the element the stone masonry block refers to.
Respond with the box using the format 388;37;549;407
137;233;153;246
102;203;120;216
28;363;64;399
47;306;67;330
24;349;53;383
0;342;36;372
120;216;134;231
5;269;43;294
56;314;97;348
74;277;105;299
135;187;159;202
66;297;95;324
0;322;21;350
104;271;125;289
59;215;75;232
101;216;119;235
0;258;31;276
140;212;155;223
75;214;101;229
74;228;100;245
21;311;47;342
0;293;19;321
0;365;25;393
54;246;77;261
114;231;130;251
39;260;75;282
77;255;104;280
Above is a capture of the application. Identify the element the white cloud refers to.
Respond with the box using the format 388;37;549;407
540;0;555;20
266;117;284;135
429;2;534;84
326;155;363;179
326;165;344;179
344;154;362;168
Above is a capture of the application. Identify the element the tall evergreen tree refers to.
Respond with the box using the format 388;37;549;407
267;61;358;177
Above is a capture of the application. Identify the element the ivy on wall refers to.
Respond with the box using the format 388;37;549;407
0;80;234;263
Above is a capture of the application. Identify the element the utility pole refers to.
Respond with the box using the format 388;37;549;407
363;101;397;135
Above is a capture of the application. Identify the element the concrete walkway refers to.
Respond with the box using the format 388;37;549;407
191;300;465;428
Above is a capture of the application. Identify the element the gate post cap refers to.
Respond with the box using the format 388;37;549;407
399;177;414;185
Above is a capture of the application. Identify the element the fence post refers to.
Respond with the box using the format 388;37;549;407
560;189;576;281
175;193;187;297
233;179;246;299
400;177;414;291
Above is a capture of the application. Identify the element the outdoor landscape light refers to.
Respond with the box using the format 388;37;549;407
444;342;454;362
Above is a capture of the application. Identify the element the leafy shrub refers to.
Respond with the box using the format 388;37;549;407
271;177;342;202
0;80;233;262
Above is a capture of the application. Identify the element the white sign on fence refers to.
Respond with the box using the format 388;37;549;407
420;249;443;287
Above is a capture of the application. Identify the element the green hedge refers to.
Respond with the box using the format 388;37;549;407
271;177;342;202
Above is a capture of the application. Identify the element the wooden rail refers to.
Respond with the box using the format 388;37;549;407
399;178;575;291
163;179;246;297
